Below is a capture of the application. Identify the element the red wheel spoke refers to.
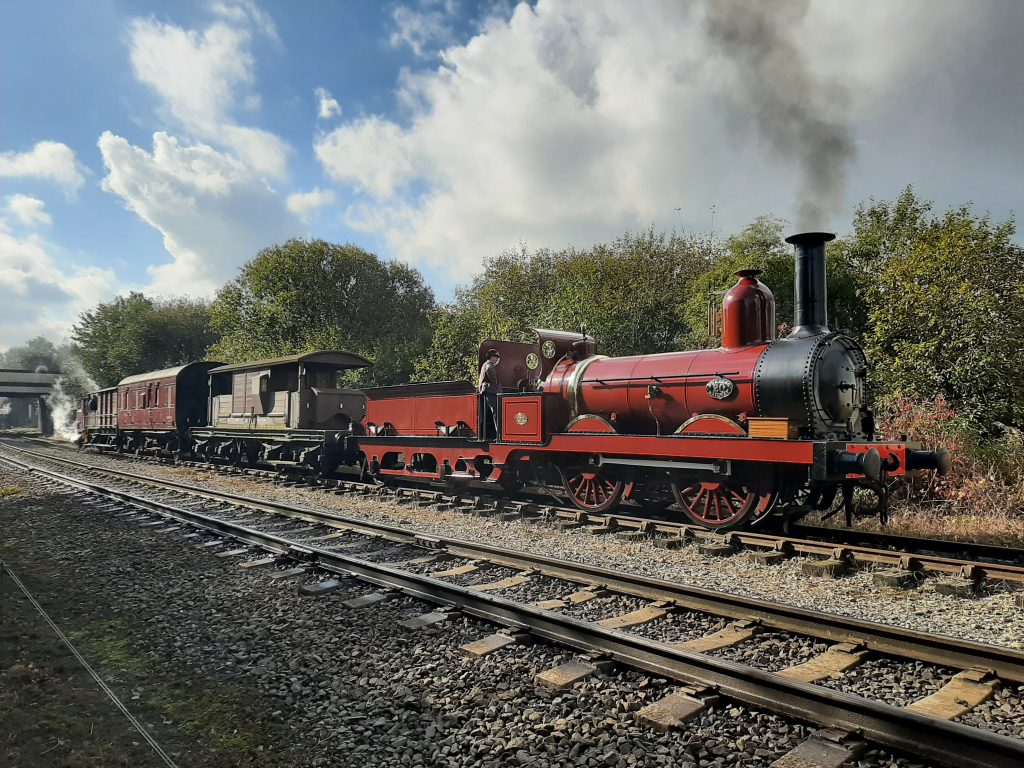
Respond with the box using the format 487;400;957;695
564;463;623;512
721;491;737;516
673;479;775;530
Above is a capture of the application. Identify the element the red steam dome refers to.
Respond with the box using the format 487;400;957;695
721;269;775;348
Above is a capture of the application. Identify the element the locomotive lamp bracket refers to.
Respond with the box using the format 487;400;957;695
597;456;731;476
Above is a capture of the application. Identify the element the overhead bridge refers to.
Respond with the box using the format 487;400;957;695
0;368;60;434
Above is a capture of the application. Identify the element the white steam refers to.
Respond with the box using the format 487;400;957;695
43;357;99;441
46;377;83;440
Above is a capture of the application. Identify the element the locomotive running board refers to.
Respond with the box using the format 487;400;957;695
597;456;731;475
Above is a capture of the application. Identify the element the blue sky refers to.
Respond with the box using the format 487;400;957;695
2;0;1022;350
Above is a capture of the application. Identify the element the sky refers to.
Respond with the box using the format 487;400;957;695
1;0;1022;351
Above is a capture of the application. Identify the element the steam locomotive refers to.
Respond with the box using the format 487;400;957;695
77;232;950;531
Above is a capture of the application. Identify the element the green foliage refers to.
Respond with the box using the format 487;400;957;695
680;216;792;345
680;216;869;345
412;303;485;382
849;186;1023;430
413;228;716;381
72;293;217;387
209;239;435;386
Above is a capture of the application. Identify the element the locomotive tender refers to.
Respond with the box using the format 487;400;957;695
76;231;950;531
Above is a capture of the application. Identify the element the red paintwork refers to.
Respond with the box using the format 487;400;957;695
366;392;478;437
677;415;747;436
846;442;908;476
118;375;177;431
501;395;544;443
543;344;767;435
722;270;775;348
359;432;819;483
566;415;616;433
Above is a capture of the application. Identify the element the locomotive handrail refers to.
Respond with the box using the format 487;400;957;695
587;370;743;385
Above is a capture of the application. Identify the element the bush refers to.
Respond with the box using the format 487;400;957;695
878;397;1024;518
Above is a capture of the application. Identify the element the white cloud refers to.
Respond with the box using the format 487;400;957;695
315;87;341;120
286;188;337;221
211;0;279;43
97;2;300;299
5;195;52;228
0;141;86;196
128;6;289;177
316;0;1007;283
390;1;459;58
316;116;418;199
0;218;123;347
99;131;300;297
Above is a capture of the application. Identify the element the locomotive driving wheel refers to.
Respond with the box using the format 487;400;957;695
560;464;624;513
671;478;776;531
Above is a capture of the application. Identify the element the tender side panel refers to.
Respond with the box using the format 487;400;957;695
366;393;479;437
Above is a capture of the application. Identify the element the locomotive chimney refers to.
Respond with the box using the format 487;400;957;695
785;231;834;338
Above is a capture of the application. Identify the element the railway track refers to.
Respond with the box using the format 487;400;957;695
15;437;1024;590
2;441;1023;767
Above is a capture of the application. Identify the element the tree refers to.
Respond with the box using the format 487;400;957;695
209;239;435;386
848;186;1024;430
0;336;62;372
680;215;869;346
72;293;218;386
412;229;716;382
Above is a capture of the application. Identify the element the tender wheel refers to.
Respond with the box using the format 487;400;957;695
671;479;776;531
561;465;624;513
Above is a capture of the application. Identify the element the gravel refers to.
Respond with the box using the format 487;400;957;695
558;595;653;623
30;439;1019;651
709;632;830;672
1;462;947;768
495;575;579;605
441;564;522;587
957;684;1024;739
630;611;727;644
818;658;955;707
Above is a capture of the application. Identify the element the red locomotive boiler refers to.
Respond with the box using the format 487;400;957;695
358;232;950;530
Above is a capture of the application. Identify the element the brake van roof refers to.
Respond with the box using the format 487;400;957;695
207;351;372;375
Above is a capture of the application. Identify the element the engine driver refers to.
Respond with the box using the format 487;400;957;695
478;348;501;439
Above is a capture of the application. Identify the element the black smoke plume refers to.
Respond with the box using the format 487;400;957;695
704;0;856;228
